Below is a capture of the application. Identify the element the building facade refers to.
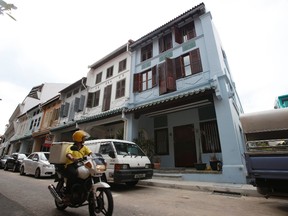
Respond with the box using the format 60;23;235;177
123;3;246;183
1;3;247;184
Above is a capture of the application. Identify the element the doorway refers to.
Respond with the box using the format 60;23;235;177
173;124;197;167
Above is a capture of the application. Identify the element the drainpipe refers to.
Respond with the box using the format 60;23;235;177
121;108;128;140
81;77;88;115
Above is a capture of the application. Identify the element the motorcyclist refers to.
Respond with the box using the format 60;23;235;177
63;130;92;202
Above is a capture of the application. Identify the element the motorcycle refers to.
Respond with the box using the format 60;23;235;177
48;152;113;216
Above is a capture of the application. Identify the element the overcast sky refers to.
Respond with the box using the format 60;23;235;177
1;0;288;135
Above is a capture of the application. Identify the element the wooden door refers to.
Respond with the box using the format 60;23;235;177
173;124;197;167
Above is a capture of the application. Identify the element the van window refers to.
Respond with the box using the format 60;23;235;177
114;142;146;157
99;143;114;154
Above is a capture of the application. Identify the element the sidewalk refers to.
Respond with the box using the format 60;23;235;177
139;177;259;197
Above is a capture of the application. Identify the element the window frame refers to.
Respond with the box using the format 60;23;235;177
86;91;100;108
133;66;157;93
159;33;172;53
116;79;126;99
106;66;114;79
155;128;169;155
95;72;102;84
200;120;221;153
141;43;153;62
118;59;127;73
175;21;196;44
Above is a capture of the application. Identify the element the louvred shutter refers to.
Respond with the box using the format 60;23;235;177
133;73;142;92
173;26;182;44
103;85;112;111
87;93;93;108
190;48;202;74
152;66;157;87
174;56;184;79
166;58;176;91
158;62;167;95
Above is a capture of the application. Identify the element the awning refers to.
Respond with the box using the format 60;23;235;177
10;134;33;143
240;108;288;134
125;87;214;117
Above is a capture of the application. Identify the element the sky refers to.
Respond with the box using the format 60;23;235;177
0;0;288;135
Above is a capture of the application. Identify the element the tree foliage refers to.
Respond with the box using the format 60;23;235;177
0;0;17;21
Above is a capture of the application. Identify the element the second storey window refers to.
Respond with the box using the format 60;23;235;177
159;33;172;53
106;66;113;79
86;91;100;108
183;54;192;76
175;48;203;79
141;43;153;62
133;66;157;93
95;72;102;84
142;70;152;91
118;59;127;73
116;79;126;99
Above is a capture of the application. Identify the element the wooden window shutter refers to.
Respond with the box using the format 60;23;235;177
79;95;85;111
187;22;196;39
94;91;100;107
152;66;157;87
166;58;176;91
68;102;75;121
133;73;142;92
174;26;182;44
63;102;70;117
121;79;126;97
102;85;112;111
190;48;203;74
74;97;80;112
174;56;184;79
158;62;167;95
60;104;65;117
86;92;93;108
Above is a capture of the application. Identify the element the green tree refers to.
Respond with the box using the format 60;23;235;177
0;0;17;21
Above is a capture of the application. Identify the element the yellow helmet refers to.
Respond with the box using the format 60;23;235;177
72;130;90;142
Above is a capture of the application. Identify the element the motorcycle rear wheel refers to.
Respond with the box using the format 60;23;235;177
88;188;113;216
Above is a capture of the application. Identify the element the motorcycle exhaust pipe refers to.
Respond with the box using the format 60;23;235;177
48;184;63;203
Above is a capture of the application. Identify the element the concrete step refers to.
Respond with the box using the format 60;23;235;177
153;172;183;181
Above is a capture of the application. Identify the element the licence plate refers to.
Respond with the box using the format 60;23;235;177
134;173;145;178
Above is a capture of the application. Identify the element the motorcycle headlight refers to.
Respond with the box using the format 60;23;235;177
96;164;106;172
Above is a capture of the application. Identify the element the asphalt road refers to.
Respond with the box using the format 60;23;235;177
0;169;288;216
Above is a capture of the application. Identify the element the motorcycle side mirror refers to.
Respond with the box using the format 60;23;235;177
70;145;78;151
108;151;116;158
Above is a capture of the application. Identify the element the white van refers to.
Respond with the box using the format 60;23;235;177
85;139;153;186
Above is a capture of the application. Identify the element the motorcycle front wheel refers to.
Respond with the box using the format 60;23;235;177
88;188;113;216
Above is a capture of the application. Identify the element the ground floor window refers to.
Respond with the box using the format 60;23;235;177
200;120;221;153
155;128;169;155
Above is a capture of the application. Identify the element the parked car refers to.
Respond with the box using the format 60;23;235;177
20;152;55;178
0;155;9;169
4;153;27;172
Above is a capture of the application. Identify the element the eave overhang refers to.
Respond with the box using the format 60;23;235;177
78;108;123;124
130;3;206;50
126;87;214;118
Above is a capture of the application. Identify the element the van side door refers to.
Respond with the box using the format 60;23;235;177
98;143;116;181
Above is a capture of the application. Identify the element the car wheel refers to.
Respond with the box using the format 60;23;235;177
12;164;18;172
20;166;25;175
35;168;41;178
4;163;8;171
